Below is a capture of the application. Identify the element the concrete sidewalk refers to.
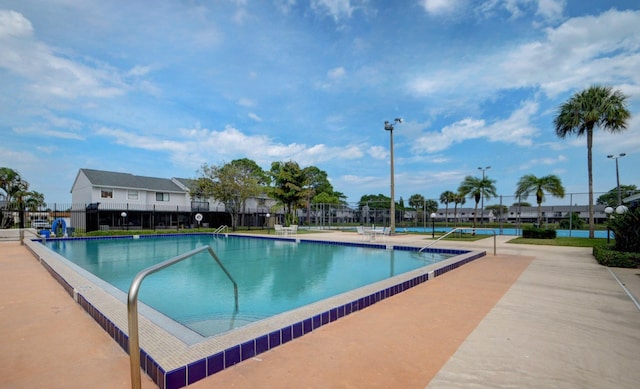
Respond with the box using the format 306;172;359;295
1;232;639;388
428;243;640;388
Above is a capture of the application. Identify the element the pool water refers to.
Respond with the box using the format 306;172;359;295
46;235;453;337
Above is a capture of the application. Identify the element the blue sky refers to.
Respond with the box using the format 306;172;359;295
1;0;639;206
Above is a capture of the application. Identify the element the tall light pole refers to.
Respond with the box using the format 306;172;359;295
477;166;490;225
385;118;403;234
607;153;626;205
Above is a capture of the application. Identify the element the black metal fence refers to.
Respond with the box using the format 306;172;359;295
1;190;638;233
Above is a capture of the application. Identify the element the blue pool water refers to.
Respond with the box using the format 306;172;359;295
403;226;610;239
46;235;453;337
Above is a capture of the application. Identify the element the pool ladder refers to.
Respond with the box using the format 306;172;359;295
214;225;228;234
127;245;238;389
418;227;497;256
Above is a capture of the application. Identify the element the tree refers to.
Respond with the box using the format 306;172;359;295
194;159;266;230
554;85;631;238
300;166;331;225
597;185;638;206
439;190;456;226
515;174;565;227
0;167;45;228
452;192;466;225
408;194;425;226
424;199;438;216
269;161;310;225
458;175;497;229
358;194;391;210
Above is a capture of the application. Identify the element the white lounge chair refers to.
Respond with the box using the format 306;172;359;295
274;224;284;236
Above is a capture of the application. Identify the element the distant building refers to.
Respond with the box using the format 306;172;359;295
70;168;276;232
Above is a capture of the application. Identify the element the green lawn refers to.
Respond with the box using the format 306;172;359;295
507;237;610;248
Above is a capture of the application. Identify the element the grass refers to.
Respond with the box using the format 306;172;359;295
507;237;610;248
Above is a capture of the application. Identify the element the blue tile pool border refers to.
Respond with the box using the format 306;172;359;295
27;234;485;389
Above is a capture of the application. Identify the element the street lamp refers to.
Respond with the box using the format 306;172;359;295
430;212;436;238
607;153;626;205
266;213;270;234
121;212;127;230
478;166;491;225
385;118;403;235
604;205;628;243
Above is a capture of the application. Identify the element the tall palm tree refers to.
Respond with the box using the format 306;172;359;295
439;190;455;226
458;175;497;229
452;192;466;225
554;85;630;238
515;174;565;227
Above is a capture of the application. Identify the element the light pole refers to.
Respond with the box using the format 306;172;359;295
265;213;270;233
385;118;403;235
430;212;436;238
121;212;127;231
477;166;491;225
604;205;628;243
607;153;626;205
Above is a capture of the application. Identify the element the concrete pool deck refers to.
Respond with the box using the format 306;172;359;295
1;231;639;388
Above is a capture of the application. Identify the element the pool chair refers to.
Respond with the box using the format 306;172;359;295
356;226;367;241
289;225;298;235
274;224;284;236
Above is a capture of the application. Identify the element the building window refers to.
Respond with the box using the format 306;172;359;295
156;192;170;202
101;188;113;199
128;190;139;200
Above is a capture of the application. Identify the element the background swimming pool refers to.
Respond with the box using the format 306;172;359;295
46;235;453;337
403;226;609;238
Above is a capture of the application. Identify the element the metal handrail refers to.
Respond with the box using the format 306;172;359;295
214;225;228;233
127;245;238;389
419;227;497;256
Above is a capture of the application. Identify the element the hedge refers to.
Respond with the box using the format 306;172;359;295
522;227;557;239
593;245;640;268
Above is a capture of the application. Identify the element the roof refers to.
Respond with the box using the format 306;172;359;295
75;169;185;192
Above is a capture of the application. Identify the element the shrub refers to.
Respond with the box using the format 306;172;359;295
593;245;639;268
522;226;557;239
558;212;584;230
607;207;640;253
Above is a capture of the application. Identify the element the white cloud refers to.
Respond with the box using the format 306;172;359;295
420;0;466;16
0;9;33;38
368;145;388;160
310;0;365;21
96;124;366;169
407;9;640;101
536;0;565;22
412;100;539;153
237;98;256;107
248;112;262;122
0;10;151;100
327;66;346;79
501;9;640;97
519;154;567;170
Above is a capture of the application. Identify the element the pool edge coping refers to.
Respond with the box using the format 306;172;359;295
24;234;486;389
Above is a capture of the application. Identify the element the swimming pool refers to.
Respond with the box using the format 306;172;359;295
27;233;485;389
404;226;610;238
45;234;454;337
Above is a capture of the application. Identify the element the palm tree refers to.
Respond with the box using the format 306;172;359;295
452;192;466;225
515;174;565;227
458;175;497;229
439;190;455;226
408;194;426;226
554;85;630;238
